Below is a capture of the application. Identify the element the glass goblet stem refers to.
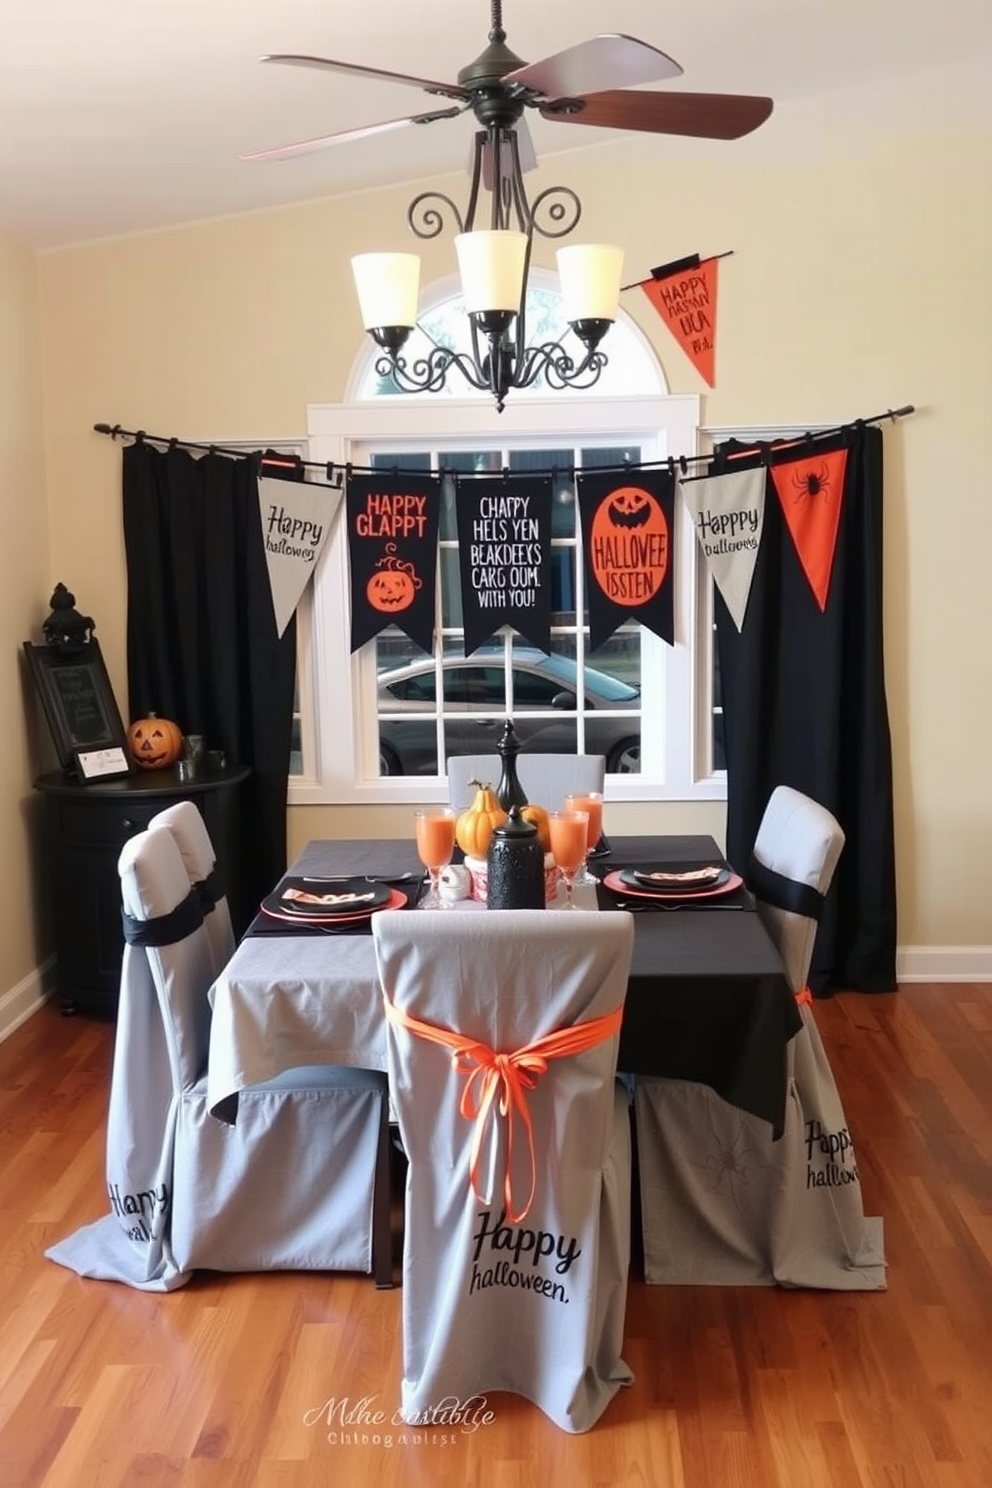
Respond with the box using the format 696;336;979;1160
559;865;579;909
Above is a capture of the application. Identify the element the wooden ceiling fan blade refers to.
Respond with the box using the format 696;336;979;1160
541;90;774;141
241;107;465;163
505;34;682;99
260;54;468;103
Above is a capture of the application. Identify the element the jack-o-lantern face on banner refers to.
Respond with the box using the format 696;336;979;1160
578;469;676;651
346;472;440;653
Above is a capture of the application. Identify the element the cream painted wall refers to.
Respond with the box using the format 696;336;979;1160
0;235;53;999
33;60;992;951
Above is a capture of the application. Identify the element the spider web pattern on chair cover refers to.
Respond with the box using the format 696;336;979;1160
446;753;605;812
634;785;886;1289
47;825;391;1290
373;909;635;1434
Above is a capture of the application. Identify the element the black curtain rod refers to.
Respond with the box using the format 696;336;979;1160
93;406;915;484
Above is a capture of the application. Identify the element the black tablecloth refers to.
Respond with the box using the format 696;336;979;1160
269;835;798;1135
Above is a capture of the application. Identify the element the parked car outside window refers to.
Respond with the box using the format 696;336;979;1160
376;647;641;776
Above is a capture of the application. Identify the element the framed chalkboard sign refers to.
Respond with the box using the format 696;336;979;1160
23;639;129;773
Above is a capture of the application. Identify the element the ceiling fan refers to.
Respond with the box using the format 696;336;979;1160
242;0;774;165
242;1;773;411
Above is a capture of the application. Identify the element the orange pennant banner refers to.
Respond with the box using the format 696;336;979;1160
770;448;848;611
639;257;719;387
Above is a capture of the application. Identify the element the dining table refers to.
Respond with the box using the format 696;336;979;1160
206;833;800;1137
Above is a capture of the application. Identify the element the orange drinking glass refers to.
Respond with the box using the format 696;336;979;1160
415;808;457;909
564;791;603;885
549;809;589;910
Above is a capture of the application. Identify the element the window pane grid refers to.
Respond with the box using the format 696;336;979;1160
367;443;644;777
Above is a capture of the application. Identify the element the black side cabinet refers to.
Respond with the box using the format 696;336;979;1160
35;764;250;1018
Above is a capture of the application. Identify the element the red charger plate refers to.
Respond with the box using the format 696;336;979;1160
260;886;409;926
602;870;744;902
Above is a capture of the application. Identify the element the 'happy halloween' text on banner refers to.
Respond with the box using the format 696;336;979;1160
681;465;765;632
346;471;441;654
455;474;553;656
257;474;340;639
639;255;720;388
577;468;676;651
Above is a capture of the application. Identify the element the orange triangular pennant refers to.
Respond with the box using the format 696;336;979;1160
639;257;719;387
770;448;848;611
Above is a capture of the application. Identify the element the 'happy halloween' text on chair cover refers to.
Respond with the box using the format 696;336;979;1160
373;908;635;1434
47;824;391;1290
634;785;886;1289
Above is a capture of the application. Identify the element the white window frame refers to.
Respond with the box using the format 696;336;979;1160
294;390;730;806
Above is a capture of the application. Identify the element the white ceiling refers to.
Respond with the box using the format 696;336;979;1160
2;0;991;250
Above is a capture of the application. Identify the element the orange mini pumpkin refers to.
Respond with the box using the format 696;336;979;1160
127;712;184;770
455;779;507;858
520;803;551;852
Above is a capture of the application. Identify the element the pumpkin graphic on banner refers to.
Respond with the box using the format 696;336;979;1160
366;543;422;614
589;485;670;602
346;471;440;654
577;467;676;651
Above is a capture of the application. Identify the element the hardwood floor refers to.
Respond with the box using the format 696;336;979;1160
2;985;991;1487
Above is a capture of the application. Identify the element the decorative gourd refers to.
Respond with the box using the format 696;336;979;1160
455;779;507;858
520;803;551;852
127;712;184;770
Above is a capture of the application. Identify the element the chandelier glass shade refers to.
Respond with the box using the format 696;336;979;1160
351;124;624;412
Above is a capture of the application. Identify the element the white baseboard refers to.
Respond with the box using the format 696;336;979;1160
896;946;992;983
0;956;56;1043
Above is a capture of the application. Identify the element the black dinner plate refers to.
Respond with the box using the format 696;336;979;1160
262;875;391;920
619;863;730;895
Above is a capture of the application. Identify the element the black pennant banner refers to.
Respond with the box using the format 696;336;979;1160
346;471;441;654
455;474;553;656
577;468;676;650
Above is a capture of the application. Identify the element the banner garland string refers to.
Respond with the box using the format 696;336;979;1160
93;406;915;486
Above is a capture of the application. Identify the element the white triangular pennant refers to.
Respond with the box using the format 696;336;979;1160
257;475;340;638
681;466;765;631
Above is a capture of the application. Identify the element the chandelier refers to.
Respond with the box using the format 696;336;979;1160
351;122;624;413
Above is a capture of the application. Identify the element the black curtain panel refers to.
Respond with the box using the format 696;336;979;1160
714;422;897;995
122;440;297;929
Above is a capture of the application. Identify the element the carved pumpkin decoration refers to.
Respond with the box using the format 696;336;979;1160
455;779;507;858
127;712;183;770
589;484;669;605
367;543;421;613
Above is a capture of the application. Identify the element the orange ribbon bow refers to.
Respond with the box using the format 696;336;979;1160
383;995;624;1223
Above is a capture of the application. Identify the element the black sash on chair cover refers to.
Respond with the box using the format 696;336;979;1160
747;857;824;921
194;869;222;914
121;889;204;947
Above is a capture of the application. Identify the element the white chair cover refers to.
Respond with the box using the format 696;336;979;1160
447;753;605;812
635;785;886;1289
147;800;234;975
373;909;635;1434
47;826;390;1290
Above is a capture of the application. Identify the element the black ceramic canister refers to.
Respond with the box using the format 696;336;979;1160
486;806;546;910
